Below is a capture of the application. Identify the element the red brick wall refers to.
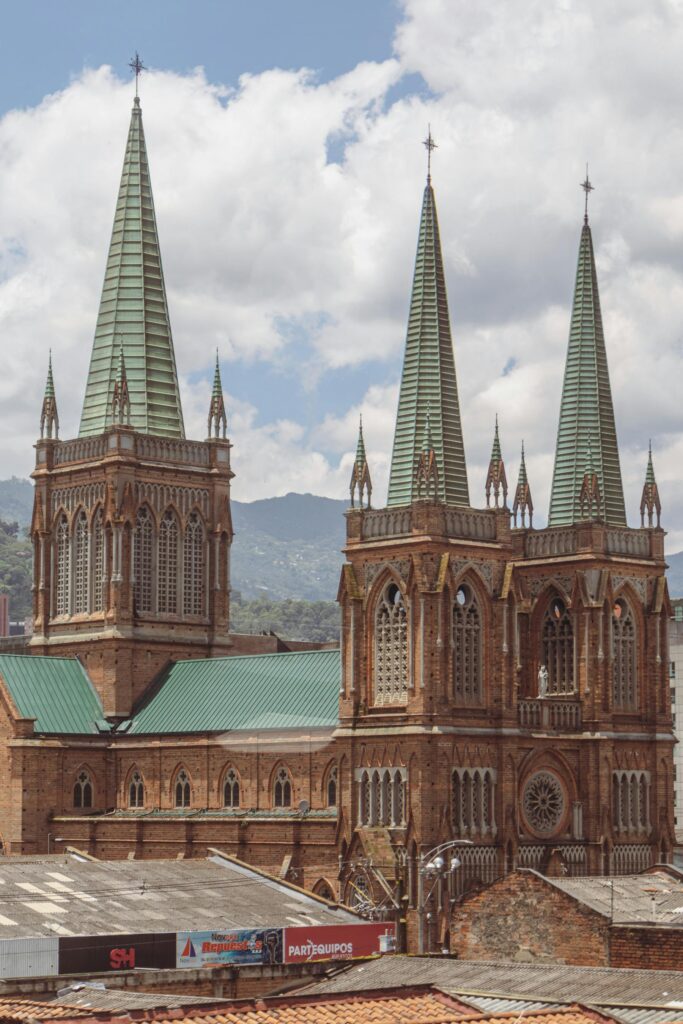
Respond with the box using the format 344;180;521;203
610;926;683;970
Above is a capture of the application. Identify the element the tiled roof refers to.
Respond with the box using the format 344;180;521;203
124;649;340;734
0;998;93;1020
0;654;109;734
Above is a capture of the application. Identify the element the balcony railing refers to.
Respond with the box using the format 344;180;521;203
518;698;582;731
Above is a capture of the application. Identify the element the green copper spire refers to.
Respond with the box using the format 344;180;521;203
512;442;533;527
207;351;228;439
350;415;372;508
548;197;626;526
79;97;185;438
645;441;656;486
486;415;508;508
40;351;59;439
386;172;469;507
640;441;661;527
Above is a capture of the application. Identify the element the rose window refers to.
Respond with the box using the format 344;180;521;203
522;771;564;835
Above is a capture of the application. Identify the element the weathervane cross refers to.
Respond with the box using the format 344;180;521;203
423;125;437;181
129;52;146;98
581;164;594;224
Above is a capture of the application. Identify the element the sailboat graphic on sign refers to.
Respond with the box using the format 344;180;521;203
181;937;196;958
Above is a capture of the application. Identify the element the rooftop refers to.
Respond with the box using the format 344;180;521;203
542;868;683;924
0;655;109;735
0;852;356;940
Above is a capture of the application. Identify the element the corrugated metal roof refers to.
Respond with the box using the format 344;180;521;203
0;654;109;735
125;649;340;734
546;870;683;923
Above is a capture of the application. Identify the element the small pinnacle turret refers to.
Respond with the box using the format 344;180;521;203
640;442;661;527
414;407;440;499
111;343;131;426
578;435;602;520
350;416;372;509
512;443;533;527
207;353;228;440
39;352;59;440
485;415;508;508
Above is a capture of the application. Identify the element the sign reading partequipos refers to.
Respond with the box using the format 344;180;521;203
283;923;396;963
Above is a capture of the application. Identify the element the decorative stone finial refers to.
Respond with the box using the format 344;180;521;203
40;351;59;440
640;441;661;527
207;351;228;439
350;415;372;509
485;414;508;509
512;442;533;527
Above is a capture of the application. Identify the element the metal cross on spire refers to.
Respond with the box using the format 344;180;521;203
423;125;437;181
581;164;594;225
129;52;146;98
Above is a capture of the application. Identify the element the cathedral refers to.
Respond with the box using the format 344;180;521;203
0;87;675;949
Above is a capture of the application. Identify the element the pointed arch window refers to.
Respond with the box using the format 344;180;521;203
223;768;240;808
73;770;93;809
183;512;205;617
73;510;89;614
326;765;338;808
274;767;292;808
453;583;482;702
158;510;179;615
360;771;370;825
56;513;70;616
92;508;104;613
129;771;145;808
612;598;637;708
134;507;154;614
174;769;191;808
541;597;574;694
374;581;408;705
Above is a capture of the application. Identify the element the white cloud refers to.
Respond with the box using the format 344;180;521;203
1;2;683;551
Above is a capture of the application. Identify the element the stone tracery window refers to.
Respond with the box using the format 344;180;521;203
451;768;496;837
453;584;482;702
73;770;93;809
174;768;191;808
223;768;240;807
374;581;408;705
612;598;637;708
129;771;144;808
183;512;205;616
326;765;338;808
274;767;292;808
56;513;70;616
134;507;154;614
541;597;574;694
522;770;565;835
356;767;407;827
73;510;89;614
612;770;650;832
158;510;179;615
92;508;104;613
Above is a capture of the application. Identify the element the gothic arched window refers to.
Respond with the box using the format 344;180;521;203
134;507;154;614
183;512;205;616
73;510;89;614
612;598;637;708
174;768;191;808
129;771;144;808
92;508;104;613
158;510;179;615
541;597;574;694
360;771;370;825
223;768;240;808
453;583;482;702
326;765;338;808
274;767;292;808
56;513;70;616
374;581;408;705
73;770;93;809
392;770;405;826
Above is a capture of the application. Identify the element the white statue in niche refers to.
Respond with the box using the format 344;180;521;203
537;664;549;698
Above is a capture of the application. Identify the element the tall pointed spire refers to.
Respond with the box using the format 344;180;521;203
512;443;533;527
207;352;228;439
386;149;469;508
79;93;185;439
350;415;372;509
548;184;626;526
40;351;59;440
640;441;661;527
111;342;131;426
485;415;508;508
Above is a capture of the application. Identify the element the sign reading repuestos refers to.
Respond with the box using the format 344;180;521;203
176;929;283;967
283;923;395;963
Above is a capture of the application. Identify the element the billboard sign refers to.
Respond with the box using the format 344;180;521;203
59;933;175;974
283;922;396;963
176;928;283;968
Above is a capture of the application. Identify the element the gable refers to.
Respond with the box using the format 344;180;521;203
0;654;110;735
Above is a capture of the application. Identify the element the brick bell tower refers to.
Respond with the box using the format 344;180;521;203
30;93;233;718
337;155;674;941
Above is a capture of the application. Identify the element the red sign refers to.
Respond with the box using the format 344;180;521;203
283;923;395;963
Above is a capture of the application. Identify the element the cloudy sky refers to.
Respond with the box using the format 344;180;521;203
1;1;683;548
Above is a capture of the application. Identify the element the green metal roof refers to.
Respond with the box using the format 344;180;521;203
0;654;110;734
124;649;341;734
79;98;185;439
387;180;469;508
548;221;626;526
